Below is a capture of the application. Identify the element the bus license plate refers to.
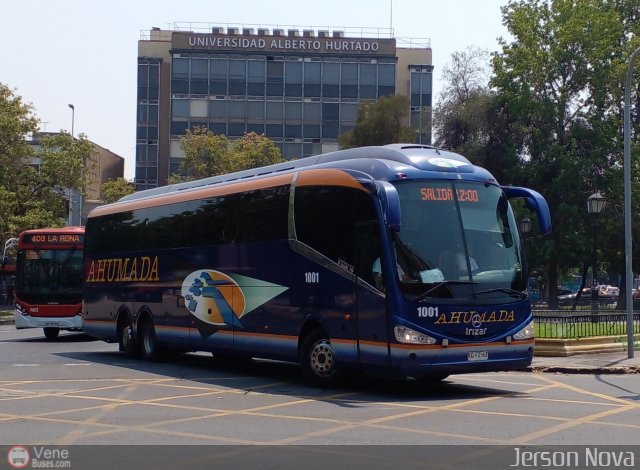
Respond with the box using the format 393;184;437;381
467;351;488;361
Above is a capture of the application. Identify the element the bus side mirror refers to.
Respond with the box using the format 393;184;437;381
376;181;401;232
502;186;552;235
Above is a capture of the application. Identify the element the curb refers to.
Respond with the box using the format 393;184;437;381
528;365;640;374
534;336;640;357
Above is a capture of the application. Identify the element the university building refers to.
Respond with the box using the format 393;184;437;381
136;23;432;190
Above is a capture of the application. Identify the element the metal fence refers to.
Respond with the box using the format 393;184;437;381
533;310;640;339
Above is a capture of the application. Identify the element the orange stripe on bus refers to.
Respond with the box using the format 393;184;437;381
89;173;295;218
296;169;368;191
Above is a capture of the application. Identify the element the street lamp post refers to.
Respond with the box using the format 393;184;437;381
68;104;75;138
623;46;640;358
587;192;605;321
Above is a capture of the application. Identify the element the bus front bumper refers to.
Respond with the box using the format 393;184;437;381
14;311;83;330
390;341;534;378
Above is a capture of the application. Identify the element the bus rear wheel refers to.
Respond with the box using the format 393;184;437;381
43;327;59;340
140;319;160;361
119;317;139;357
300;329;343;387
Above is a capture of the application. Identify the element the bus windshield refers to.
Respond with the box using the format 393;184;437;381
15;248;83;303
392;180;526;302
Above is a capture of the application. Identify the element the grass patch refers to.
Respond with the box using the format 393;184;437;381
535;321;640;339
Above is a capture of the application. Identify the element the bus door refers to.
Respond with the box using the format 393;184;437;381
354;222;390;373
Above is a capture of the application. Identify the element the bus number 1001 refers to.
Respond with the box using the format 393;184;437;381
417;306;439;318
304;272;320;283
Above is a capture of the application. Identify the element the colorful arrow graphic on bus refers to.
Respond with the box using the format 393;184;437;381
181;269;288;336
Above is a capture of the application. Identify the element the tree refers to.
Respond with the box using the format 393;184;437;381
6;132;93;235
433;47;522;184
0;83;38;189
0;85;72;238
491;0;636;307
338;95;416;148
170;128;285;183
101;177;135;203
229;131;284;170
0;84;96;239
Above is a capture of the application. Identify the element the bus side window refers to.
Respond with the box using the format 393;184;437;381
355;222;383;290
294;186;378;277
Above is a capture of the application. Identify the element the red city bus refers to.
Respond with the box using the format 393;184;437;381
14;227;84;339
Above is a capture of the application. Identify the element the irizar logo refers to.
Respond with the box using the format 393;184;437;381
181;270;288;338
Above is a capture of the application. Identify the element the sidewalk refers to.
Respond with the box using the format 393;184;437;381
531;351;640;374
1;313;638;373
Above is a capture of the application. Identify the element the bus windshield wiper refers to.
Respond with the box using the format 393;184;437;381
472;287;527;300
415;280;476;302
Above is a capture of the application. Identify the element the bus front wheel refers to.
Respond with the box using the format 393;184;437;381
300;329;343;387
43;327;59;340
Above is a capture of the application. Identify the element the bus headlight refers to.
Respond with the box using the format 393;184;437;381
513;320;535;340
394;325;437;345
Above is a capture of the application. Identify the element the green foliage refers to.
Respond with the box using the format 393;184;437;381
38;133;94;193
433;46;522;183
229;131;285;169
0;83;93;241
171;128;285;182
489;0;640;306
101;177;135;203
338;95;416;148
0;83;38;187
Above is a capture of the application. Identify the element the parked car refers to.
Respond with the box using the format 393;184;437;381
557;285;618;307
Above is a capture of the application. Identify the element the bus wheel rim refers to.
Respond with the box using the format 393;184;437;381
310;339;335;377
122;325;133;348
143;326;153;354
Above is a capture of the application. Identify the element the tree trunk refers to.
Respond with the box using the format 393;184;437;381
616;269;627;310
547;259;559;309
571;264;589;310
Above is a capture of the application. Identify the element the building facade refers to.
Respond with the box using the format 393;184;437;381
136;23;432;190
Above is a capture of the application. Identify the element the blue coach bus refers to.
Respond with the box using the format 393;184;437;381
82;144;551;385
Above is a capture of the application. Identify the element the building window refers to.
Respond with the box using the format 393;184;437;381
285;61;303;97
340;63;358;99
285;101;302;121
209;100;227;119
359;63;377;99
210;58;228;95
322;62;340;98
188;99;207;118
229;59;247;95
266;60;284;97
247;101;265;120
378;63;395;97
248;59;265;96
228;100;246;119
303;62;321;97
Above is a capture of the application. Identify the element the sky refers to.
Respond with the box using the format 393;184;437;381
2;0;510;180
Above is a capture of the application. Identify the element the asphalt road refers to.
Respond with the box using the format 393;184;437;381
1;325;639;448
